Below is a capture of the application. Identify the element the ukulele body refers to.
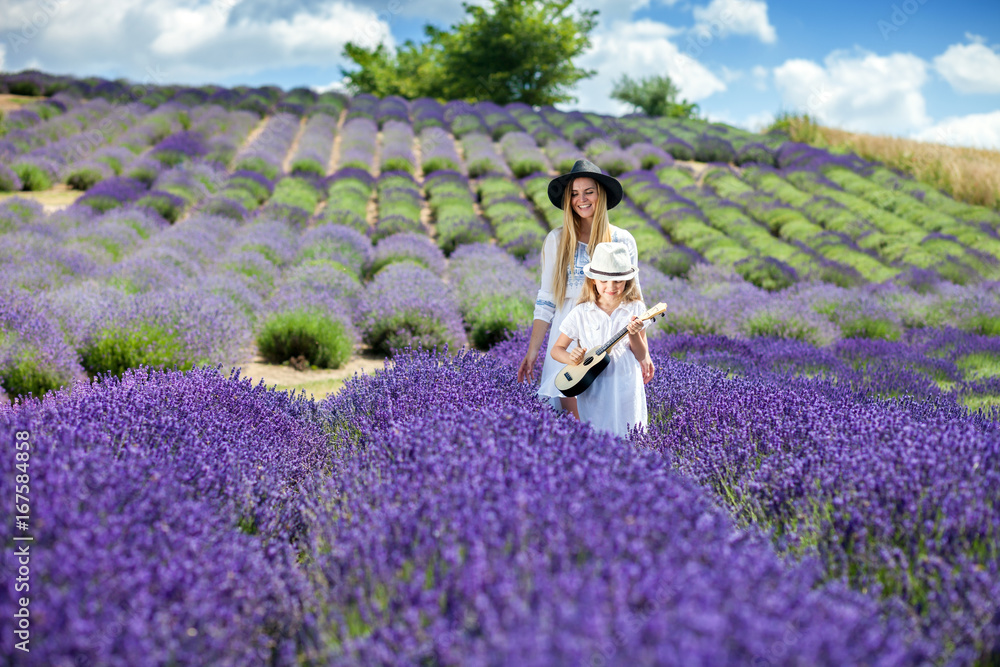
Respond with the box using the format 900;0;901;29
554;349;610;397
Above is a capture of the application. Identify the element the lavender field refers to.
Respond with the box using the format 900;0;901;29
2;71;1000;663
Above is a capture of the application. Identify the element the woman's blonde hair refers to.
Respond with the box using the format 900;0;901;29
549;178;612;304
577;276;642;305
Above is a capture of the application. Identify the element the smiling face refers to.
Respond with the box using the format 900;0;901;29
594;279;626;302
570;177;599;221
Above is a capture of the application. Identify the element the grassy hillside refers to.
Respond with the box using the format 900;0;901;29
770;112;1000;210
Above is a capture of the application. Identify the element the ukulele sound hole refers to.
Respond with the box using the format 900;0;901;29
583;358;592;366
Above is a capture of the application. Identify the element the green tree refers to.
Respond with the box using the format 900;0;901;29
610;74;700;118
342;0;597;105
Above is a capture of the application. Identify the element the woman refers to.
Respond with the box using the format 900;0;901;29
517;159;655;417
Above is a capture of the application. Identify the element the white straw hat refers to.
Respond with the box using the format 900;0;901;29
583;242;639;281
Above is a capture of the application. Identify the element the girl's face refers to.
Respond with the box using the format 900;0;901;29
570;177;598;221
594;279;625;302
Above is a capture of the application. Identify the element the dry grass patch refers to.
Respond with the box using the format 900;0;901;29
772;114;1000;210
0;184;81;212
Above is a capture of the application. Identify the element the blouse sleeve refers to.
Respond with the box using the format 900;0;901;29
532;230;560;323
559;305;582;341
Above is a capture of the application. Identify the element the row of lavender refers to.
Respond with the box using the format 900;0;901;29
0;179;539;401
7;78;999;289
2;345;961;665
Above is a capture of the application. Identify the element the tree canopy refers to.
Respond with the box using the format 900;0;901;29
341;0;597;106
610;74;700;119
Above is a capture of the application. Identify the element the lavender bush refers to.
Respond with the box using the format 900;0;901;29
368;231;446;277
0;288;83;399
357;263;467;354
425;170;492;254
448;243;536;348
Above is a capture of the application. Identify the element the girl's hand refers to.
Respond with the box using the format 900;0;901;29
517;351;538;383
627;315;644;336
640;355;655;384
568;347;586;365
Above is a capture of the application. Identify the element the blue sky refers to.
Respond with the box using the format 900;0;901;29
2;0;998;147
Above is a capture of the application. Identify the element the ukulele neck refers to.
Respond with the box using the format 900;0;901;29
597;323;633;357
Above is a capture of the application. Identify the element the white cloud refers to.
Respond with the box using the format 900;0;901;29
0;0;392;83
576;0;652;17
740;110;774;131
911;110;1000;150
773;49;930;134
0;43;6;72
751;64;768;90
568;19;726;114
314;77;350;94
705;108;772;131
933;40;1000;94
692;0;776;44
718;65;742;83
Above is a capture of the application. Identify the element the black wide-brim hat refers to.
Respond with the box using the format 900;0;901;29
547;159;623;210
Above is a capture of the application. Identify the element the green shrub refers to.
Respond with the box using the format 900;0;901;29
452;115;485;138
257;310;353;369
382;156;415;174
125;162;160;188
229;176;271;204
66;165;106;191
838;316;901;341
742;312;827;346
321;209;369;233
509;157;547;178
234;156;279;181
136;192;184;223
652;248;699;277
271;177;320;212
734;256;796;291
80;323;189;376
8;80;42;96
467;296;533;349
422;156;460;173
217;186;259;211
291;158;326;177
12;163;52;191
364;312;456;356
958;314;1000;337
0;354;69;399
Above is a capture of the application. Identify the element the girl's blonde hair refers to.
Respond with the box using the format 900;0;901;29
548;178;612;305
577;276;642;306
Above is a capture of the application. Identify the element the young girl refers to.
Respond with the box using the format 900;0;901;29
550;242;652;437
517;159;655;414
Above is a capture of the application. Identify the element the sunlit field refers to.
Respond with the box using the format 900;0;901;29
2;71;1000;664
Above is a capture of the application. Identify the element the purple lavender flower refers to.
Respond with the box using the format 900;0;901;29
0;287;84;399
337;117;378;171
357;262;468;354
77;177;149;213
370;231;445;276
461;132;510;177
379;120;416;174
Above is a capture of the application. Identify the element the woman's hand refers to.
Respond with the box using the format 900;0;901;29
626;315;643;336
568;346;586;365
640;355;655;384
517;351;538;383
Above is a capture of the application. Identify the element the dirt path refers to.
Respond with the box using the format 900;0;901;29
231;352;388;401
282;115;308;174
0;183;80;212
327;107;347;175
0;94;37;112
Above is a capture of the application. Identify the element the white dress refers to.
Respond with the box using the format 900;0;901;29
533;225;640;401
558;300;649;437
